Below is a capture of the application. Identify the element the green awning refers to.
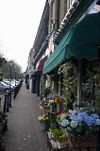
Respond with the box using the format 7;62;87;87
43;31;72;74
43;12;100;74
66;12;100;60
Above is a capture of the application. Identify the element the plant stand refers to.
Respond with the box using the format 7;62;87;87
66;133;98;151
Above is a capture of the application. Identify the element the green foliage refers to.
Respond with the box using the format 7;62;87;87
40;75;55;97
62;78;77;110
59;62;78;109
50;80;54;94
50;128;67;142
40;75;46;98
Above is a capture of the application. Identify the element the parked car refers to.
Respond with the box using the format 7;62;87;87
11;80;20;87
3;80;15;91
0;81;10;93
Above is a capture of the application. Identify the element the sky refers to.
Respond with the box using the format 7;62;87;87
0;0;46;72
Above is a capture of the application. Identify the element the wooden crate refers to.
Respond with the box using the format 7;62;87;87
68;134;97;149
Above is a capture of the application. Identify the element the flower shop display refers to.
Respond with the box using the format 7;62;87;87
39;98;49;114
38;98;50;131
48;95;64;129
58;109;100;148
38;95;65;131
48;95;64;113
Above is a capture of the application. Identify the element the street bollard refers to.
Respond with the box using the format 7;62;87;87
3;94;7;113
3;90;10;113
7;93;10;112
0;98;1;112
13;81;22;99
9;90;12;108
13;87;17;99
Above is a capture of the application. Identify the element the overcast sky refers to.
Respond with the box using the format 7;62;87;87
0;0;45;72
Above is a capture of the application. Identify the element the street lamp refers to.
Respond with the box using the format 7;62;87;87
10;61;12;87
9;61;12;107
0;67;3;81
15;67;16;86
0;57;4;81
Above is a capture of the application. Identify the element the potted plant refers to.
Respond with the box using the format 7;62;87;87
49;128;67;149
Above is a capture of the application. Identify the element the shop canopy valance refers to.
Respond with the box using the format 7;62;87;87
43;12;100;74
32;56;47;76
36;55;47;72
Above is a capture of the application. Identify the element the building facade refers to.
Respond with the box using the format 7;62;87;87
27;0;100;100
43;0;100;97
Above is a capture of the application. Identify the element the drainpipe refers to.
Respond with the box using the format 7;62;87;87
54;0;59;30
97;46;100;151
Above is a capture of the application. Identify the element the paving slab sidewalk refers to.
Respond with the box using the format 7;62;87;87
4;83;48;151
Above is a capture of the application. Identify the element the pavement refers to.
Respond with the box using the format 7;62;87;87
4;83;48;151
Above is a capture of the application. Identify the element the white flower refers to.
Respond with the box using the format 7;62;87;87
70;120;78;128
38;116;44;121
49;100;54;103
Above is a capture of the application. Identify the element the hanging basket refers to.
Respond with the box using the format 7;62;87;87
68;134;97;149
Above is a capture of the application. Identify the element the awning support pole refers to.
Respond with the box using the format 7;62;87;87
77;59;82;108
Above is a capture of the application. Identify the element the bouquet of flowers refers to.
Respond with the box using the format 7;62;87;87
39;98;48;109
54;96;63;104
38;114;49;131
38;114;49;122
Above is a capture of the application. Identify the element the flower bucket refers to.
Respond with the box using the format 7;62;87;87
40;120;49;131
50;104;55;112
56;103;63;112
50;121;57;129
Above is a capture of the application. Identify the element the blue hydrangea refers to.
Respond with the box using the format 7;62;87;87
59;110;100;135
77;111;88;121
85;116;96;126
91;114;99;119
69;114;77;121
61;119;69;127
